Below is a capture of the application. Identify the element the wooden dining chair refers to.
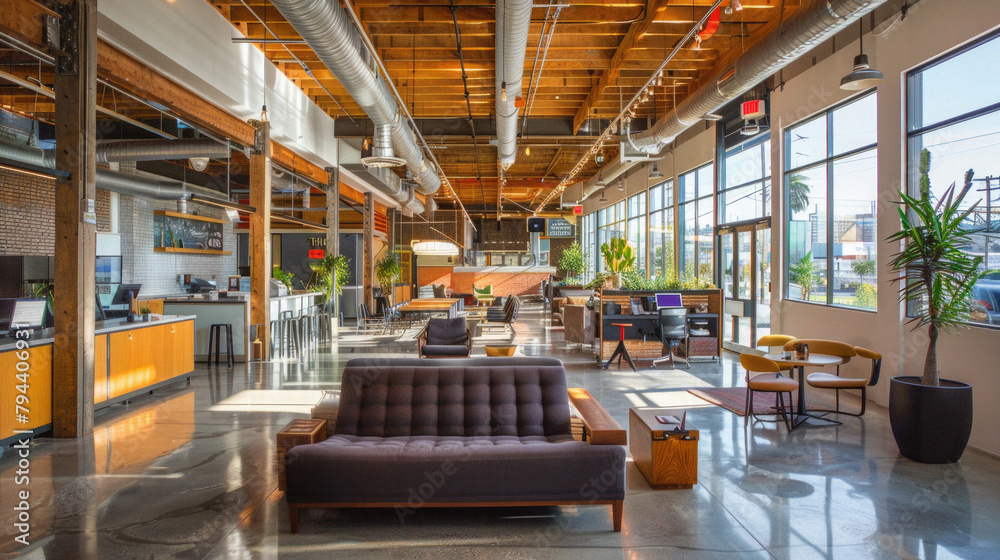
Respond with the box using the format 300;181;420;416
741;353;798;431
806;346;882;417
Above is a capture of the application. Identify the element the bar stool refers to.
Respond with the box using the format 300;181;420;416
603;323;637;372
208;323;234;366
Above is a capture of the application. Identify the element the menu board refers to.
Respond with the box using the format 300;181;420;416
546;218;575;238
154;213;224;251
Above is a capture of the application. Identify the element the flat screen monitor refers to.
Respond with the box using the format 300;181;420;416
0;298;17;331
11;300;47;330
655;293;683;308
111;283;142;305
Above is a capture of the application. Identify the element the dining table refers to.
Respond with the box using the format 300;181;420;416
763;352;843;429
397;298;462;319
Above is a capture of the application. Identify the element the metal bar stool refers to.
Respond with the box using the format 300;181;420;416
208;323;234;366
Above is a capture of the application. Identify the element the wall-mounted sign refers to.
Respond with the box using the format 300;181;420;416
546;218;575;238
153;211;229;255
308;249;325;259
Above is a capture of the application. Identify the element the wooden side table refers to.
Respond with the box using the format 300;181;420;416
629;408;699;489
276;418;327;491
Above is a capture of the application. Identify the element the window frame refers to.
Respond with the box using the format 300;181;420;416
679;162;714;280
783;90;879;312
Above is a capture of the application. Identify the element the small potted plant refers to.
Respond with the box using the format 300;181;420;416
139;306;152;322
887;149;981;463
558;241;586;281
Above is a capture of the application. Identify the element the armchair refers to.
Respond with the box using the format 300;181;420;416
473;284;494;306
417;317;473;358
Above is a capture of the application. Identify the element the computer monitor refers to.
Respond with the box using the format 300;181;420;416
0;298;17;331
11;300;47;330
655;292;683;308
111;283;142;305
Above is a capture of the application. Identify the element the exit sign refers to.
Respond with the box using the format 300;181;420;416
573;205;583;214
308;249;324;259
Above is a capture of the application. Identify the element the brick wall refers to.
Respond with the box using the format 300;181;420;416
0;168;55;256
451;271;548;297
417;267;454;290
1;169;114;256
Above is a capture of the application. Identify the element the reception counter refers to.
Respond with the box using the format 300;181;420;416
0;315;195;446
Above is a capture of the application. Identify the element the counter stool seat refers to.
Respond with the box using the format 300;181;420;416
208;323;234;366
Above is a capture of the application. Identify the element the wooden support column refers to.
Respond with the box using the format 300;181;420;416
52;0;97;438
249;120;272;360
363;192;374;311
326;166;340;328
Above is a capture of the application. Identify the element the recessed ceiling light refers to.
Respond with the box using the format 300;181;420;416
555;95;560;99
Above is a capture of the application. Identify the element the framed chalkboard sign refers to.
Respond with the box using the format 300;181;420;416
153;211;231;255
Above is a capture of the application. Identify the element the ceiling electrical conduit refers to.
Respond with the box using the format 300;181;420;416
269;0;441;196
496;0;532;169
627;0;890;152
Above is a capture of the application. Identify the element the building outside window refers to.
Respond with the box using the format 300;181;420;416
649;179;675;279
907;31;1000;326
785;91;878;309
678;163;714;280
626;191;647;275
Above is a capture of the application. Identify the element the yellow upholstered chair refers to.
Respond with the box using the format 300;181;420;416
740;353;798;431
806;346;882;417
756;334;796;371
781;338;857;375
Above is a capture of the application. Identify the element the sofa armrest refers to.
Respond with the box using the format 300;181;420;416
567;387;626;445
416;326;428;357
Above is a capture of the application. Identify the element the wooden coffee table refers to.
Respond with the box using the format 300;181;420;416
629;408;699;489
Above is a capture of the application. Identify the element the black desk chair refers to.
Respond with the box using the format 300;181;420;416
653;307;690;369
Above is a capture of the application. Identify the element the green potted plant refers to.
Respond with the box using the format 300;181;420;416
558;241;586;281
375;251;402;305
309;254;351;304
599;238;636;289
272;266;297;293
887;149;981;463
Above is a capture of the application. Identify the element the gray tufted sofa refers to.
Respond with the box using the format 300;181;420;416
284;357;626;532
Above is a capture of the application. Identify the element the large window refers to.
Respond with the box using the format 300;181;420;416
720;135;771;224
785;92;878;310
580;212;598;281
679;163;714;280
649;180;675;278
597;200;626;272
627;192;647;274
907;32;1000;327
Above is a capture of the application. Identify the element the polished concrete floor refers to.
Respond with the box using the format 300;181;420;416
2;303;999;559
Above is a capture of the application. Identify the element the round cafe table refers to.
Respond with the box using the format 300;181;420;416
763;353;843;430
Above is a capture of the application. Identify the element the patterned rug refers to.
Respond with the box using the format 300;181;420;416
687;387;799;417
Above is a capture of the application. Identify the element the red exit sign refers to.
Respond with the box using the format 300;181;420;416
308;249;324;259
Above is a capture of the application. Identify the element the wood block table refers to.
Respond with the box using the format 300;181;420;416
276;418;327;491
629;408;699;489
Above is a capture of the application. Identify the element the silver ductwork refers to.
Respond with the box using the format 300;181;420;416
628;0;888;152
342;163;426;215
496;0;532;169
579;157;636;201
270;0;441;194
95;138;230;163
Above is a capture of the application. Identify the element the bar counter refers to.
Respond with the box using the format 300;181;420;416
0;315;195;446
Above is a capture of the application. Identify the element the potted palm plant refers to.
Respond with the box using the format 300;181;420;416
599;238;636;289
887;149;981;463
375;252;402;305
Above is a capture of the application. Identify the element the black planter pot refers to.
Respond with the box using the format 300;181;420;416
889;376;973;464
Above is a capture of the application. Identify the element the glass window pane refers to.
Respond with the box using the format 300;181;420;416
697;198;714;280
649;184;662;210
664;179;673;206
908;33;1000;131
697;164;714;198
682;206;696;276
786;164;827;302
831;149;878;310
726;145;764;189
722;183;763;223
833;93;878;155
682;171;696;202
788;115;828;170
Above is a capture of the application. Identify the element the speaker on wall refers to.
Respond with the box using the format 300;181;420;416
526;217;546;234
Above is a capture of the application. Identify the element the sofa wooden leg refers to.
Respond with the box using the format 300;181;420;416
289;504;299;534
612;500;623;532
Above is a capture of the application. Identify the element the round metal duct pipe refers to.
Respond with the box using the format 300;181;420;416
495;0;532;169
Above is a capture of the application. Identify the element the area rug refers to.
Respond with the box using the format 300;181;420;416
687;387;799;417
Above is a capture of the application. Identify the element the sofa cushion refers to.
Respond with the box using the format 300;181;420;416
336;357;572;438
421;344;469;356
426;317;468;345
285;434;625;504
433;284;446;298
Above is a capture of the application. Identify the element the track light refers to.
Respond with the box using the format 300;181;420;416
693;35;702;50
655;75;663;87
525;145;531;156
